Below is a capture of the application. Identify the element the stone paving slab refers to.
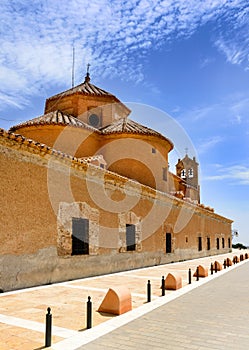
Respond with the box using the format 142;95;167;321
73;257;249;350
0;250;247;349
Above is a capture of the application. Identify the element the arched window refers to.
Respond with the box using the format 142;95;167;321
188;168;194;178
181;169;186;178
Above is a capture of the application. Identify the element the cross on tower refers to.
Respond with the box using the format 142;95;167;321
84;63;91;83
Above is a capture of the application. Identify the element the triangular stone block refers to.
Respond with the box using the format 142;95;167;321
98;286;132;315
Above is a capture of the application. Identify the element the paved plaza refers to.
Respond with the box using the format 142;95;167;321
0;250;248;349
76;254;249;350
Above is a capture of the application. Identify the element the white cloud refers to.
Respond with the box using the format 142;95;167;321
197;136;224;155
200;57;215;68
214;2;249;68
0;0;248;110
178;93;249;128
204;165;249;185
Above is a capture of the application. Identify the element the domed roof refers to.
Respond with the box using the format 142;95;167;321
46;73;120;102
44;73;131;120
9;110;99;133
100;118;173;147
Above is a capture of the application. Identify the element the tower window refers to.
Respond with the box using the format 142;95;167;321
181;169;186;179
152;148;156;154
188;168;194;178
88;113;101;127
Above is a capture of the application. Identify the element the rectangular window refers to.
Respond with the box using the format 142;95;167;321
228;237;231;248
198;237;202;251
207;237;211;250
163;167;167;181
152;148;156;154
222;237;225;248
166;233;172;253
216;238;220;250
72;218;89;255
126;224;136;251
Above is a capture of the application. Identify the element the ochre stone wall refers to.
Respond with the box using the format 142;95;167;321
0;132;232;291
18;125;173;193
17;125;101;158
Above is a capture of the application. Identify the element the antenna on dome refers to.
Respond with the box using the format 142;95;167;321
72;45;75;88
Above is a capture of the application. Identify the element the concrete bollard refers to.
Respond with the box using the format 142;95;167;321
165;273;182;290
214;261;222;272
193;265;208;278
98;286;132;315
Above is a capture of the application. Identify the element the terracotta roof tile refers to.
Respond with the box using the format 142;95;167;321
9;110;100;133
100;118;173;146
46;81;116;101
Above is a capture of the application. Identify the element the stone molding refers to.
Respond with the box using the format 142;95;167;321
57;201;99;256
118;211;142;252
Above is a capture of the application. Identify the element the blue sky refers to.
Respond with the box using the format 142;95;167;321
0;0;249;244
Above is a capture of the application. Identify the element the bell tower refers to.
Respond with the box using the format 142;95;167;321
176;153;200;203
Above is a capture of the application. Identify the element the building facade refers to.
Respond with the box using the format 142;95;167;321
0;74;232;291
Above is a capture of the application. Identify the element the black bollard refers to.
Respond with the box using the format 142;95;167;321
188;268;191;284
45;307;52;348
196;266;199;281
226;258;230;267
87;296;92;329
161;276;165;296
147;280;151;303
214;262;218;273
223;259;226;269
211;263;213;275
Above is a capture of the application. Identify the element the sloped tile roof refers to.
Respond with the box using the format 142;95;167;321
9;110;100;133
9;113;173;148
46;80;117;101
100;118;173;146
